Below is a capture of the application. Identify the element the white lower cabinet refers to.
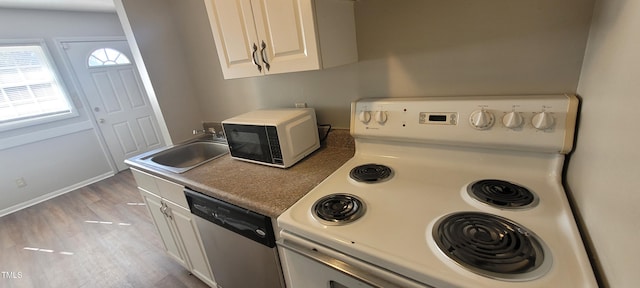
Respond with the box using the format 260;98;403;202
132;169;216;287
139;189;189;268
168;200;215;286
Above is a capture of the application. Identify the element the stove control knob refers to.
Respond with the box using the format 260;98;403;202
502;111;523;129
532;111;554;130
374;110;388;124
469;109;494;130
358;110;371;124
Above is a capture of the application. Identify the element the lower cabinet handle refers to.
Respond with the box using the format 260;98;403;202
161;202;169;218
260;41;270;71
251;43;262;72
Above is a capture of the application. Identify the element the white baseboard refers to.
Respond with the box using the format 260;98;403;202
0;172;115;218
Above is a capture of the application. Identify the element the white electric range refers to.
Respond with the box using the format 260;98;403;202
277;95;597;288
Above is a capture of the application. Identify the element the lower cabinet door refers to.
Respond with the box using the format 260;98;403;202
167;201;217;287
139;188;189;269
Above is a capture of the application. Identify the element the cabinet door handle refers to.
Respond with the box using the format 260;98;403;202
251;43;262;72
160;202;169;217
260;41;270;71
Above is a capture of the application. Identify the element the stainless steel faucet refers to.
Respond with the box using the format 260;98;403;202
193;127;224;142
192;129;209;135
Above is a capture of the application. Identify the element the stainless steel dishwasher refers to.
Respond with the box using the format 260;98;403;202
184;188;285;288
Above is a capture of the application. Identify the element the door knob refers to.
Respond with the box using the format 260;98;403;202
99;118;105;124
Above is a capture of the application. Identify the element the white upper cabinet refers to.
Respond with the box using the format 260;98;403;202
204;0;358;79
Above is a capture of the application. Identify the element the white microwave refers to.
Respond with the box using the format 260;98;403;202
222;108;320;168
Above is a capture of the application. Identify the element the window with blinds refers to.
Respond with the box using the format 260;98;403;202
0;42;76;131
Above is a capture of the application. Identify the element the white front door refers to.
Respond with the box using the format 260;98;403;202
62;40;164;171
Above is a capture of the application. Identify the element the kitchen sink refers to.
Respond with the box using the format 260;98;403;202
131;140;229;173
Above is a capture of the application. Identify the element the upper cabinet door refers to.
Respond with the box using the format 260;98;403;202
251;0;320;74
204;0;263;78
204;0;357;79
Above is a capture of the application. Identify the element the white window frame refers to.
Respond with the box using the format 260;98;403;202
0;39;78;132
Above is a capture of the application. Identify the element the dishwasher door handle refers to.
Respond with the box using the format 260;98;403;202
215;214;266;238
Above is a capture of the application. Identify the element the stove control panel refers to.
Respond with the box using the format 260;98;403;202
502;111;524;128
358;110;371;124
531;111;555;130
351;94;579;153
418;112;458;125
374;110;388;124
469;109;495;130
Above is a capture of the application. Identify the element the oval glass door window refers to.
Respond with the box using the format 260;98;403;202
88;48;131;67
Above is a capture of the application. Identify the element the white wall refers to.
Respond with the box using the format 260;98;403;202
172;0;595;128
0;8;124;215
568;0;640;287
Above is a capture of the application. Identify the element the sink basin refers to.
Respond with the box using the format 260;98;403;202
133;141;229;173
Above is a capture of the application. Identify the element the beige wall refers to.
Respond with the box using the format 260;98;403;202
118;0;640;285
568;0;640;287
117;0;204;143
174;0;594;128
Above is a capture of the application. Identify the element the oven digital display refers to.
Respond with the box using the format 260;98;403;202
420;112;458;125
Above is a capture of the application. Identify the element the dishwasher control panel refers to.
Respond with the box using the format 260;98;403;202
184;188;276;247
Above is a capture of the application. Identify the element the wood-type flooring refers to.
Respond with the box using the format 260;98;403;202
0;170;209;288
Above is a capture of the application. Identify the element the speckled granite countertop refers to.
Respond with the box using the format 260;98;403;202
126;129;354;218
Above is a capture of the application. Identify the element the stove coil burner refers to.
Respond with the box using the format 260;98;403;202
349;164;393;183
468;179;537;209
433;212;546;281
313;194;365;225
